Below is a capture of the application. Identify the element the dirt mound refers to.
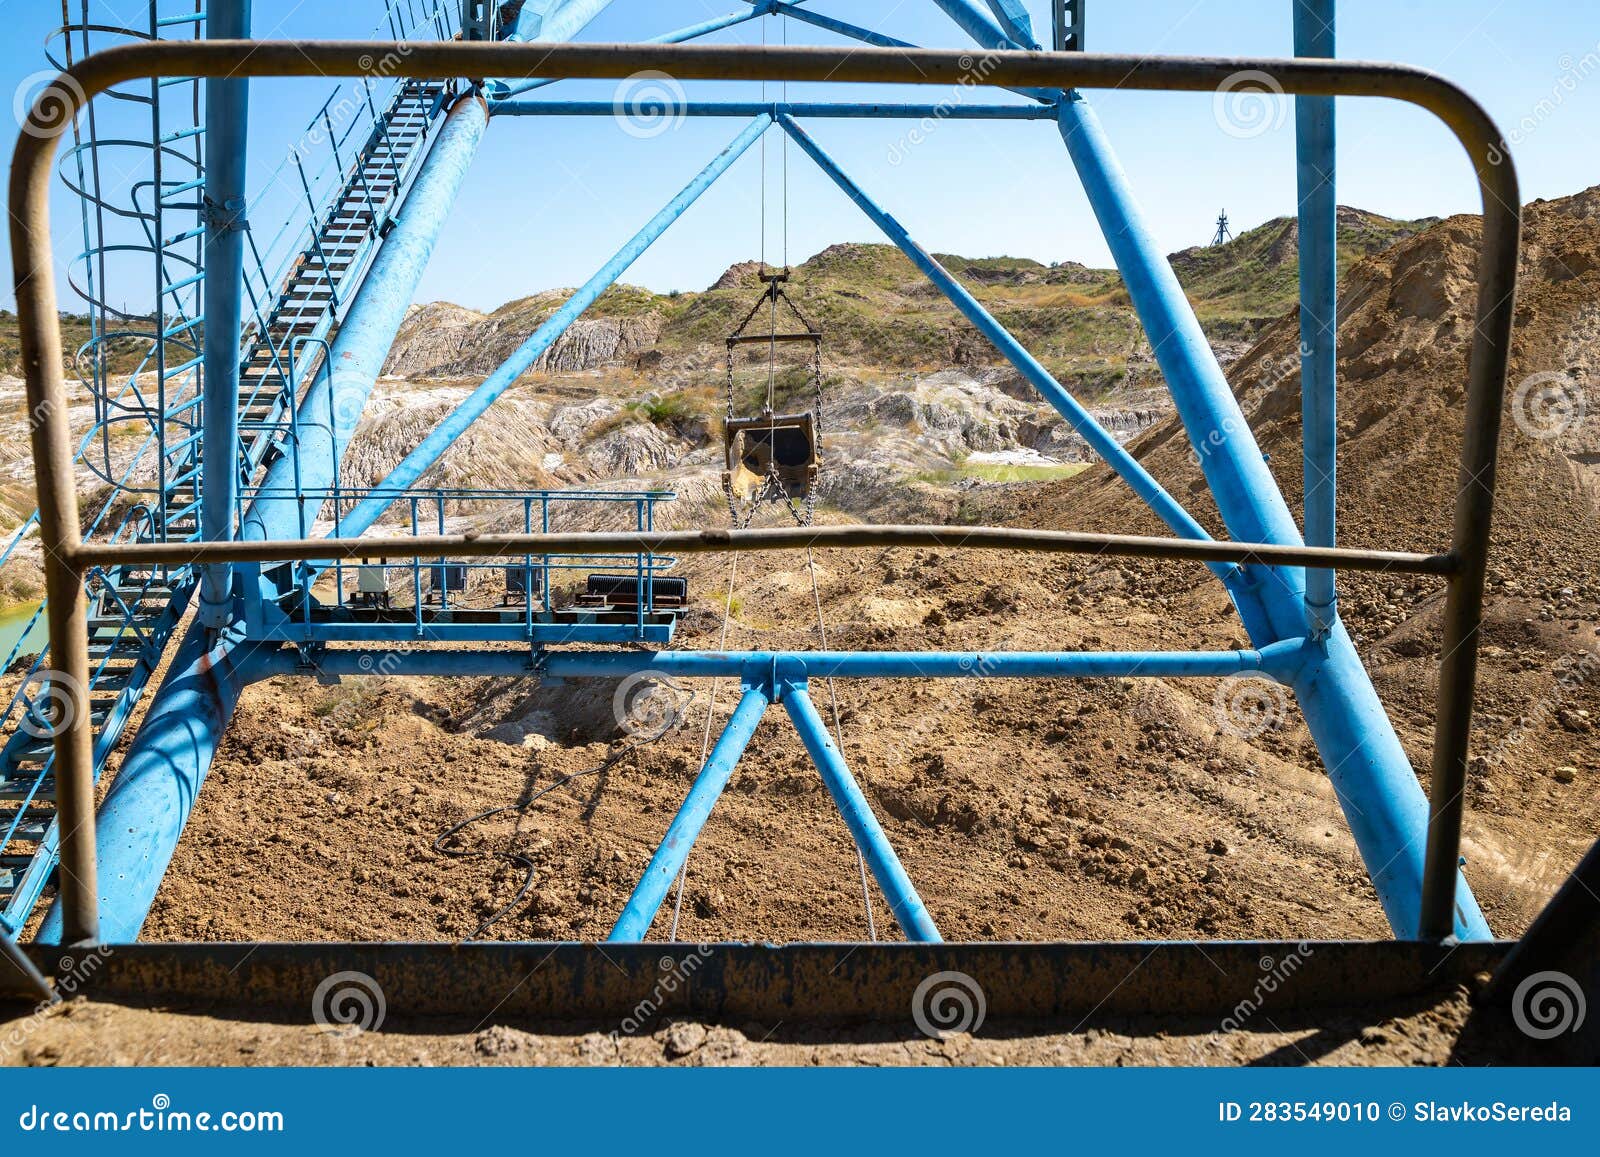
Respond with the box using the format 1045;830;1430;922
137;188;1600;948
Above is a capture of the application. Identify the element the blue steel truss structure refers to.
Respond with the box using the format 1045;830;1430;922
4;0;1506;950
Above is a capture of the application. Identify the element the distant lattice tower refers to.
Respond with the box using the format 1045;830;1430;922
1211;209;1233;246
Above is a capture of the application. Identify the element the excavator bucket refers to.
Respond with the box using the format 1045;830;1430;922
723;411;821;502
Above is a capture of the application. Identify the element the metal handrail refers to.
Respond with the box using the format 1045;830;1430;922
11;42;1519;949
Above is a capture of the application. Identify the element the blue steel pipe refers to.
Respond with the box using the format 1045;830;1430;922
762;2;1056;104
490;0;623;96
609;686;770;940
38;629;272;943
493;6;765;99
263;643;1300;684
502;0;618;44
239;93;488;547
778;115;1222;564
1295;0;1339;638
930;0;1489;940
197;0;252;628
1289;622;1489;939
491;100;1055;120
783;685;941;942
321;113;773;548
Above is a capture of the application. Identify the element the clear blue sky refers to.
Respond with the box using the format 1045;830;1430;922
5;0;1599;312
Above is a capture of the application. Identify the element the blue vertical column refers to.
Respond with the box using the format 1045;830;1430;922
1296;0;1338;637
198;0;252;629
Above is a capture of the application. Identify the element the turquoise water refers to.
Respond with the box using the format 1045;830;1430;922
0;602;48;667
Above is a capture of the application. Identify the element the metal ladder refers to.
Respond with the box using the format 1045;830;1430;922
1;5;459;936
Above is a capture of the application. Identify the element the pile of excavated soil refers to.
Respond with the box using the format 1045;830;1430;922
137;188;1600;953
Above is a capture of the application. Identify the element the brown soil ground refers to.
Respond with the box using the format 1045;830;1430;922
2;987;1547;1067
8;189;1600;1067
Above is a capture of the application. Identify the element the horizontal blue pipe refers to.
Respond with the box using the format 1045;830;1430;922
491;99;1056;120
240;94;488;546
251;642;1301;684
38;629;271;944
783;685;941;941
320;113;773;548
778;114;1219;557
608;686;770;940
492;0;742;97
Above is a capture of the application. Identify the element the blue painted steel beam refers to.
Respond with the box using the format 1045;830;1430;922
319;113;773;549
502;0;618;44
490;0;625;97
491;99;1054;120
930;0;1488;940
763;1;1056;104
609;686;770;940
269;642;1302;684
493;6;765;99
197;0;252;628
240;93;488;547
783;684;941;941
1296;0;1338;638
777;115;1224;567
37;629;272;944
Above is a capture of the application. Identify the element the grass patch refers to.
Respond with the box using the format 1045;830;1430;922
915;462;1090;485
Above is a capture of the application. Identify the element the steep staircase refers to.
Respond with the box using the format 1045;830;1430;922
0;12;459;937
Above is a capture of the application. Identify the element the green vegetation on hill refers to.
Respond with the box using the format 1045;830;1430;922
475;206;1433;389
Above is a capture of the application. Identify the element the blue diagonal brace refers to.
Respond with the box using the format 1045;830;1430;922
317;113;773;551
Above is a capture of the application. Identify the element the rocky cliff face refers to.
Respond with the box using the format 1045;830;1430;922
384;303;661;379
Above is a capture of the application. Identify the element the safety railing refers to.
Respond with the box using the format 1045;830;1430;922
239;485;679;636
10;42;1519;948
